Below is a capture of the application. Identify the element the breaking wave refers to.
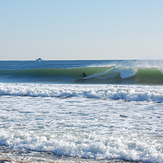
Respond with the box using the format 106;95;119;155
0;66;163;84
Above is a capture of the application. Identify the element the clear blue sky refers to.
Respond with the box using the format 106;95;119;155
0;0;163;60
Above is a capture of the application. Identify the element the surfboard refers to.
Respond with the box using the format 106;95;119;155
76;77;87;80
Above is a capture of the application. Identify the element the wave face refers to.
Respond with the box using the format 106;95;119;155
1;66;163;85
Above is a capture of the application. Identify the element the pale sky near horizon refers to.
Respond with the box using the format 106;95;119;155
0;0;163;60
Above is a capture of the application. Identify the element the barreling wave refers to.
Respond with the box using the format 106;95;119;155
1;66;163;85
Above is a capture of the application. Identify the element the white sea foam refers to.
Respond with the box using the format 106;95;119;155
0;83;163;102
0;129;162;162
0;83;163;162
0;93;163;162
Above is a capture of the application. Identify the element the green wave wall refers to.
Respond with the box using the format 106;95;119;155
0;67;111;78
1;66;163;85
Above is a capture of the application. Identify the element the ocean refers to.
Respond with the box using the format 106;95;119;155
0;60;163;163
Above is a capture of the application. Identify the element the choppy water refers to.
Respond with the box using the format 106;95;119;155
0;60;163;162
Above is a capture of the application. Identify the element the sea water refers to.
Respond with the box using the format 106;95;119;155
0;60;163;163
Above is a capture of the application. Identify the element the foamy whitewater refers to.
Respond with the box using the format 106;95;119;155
0;60;163;162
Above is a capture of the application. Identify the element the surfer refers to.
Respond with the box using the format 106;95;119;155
80;72;86;78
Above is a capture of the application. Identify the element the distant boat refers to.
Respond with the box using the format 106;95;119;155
36;58;43;62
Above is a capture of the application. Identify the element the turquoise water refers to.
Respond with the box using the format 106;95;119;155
0;60;163;162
